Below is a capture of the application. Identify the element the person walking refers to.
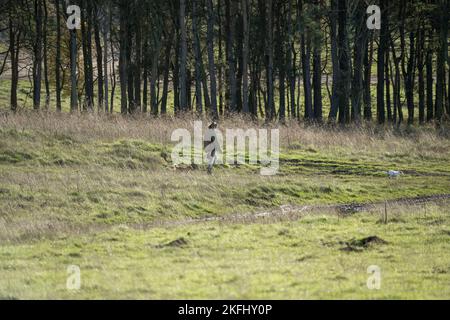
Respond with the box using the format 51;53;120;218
204;121;218;174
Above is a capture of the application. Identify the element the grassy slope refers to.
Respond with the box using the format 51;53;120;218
1;205;450;299
1;126;449;240
0;115;449;299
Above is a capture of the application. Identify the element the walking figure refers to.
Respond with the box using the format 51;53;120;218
205;121;218;174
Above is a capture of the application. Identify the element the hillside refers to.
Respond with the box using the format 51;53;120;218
0;113;449;299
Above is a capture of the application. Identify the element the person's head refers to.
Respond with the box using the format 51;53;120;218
208;121;218;129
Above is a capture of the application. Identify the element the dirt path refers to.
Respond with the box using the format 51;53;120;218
133;194;450;230
3;194;449;244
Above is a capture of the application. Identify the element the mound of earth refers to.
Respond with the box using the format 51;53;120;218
156;237;188;248
340;236;388;252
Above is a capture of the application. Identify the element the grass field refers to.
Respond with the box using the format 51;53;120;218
0;112;449;299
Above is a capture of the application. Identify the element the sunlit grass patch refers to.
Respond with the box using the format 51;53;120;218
0;113;449;299
0;202;449;299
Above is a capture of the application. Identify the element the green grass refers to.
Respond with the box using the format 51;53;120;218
0;114;449;299
1;204;449;299
1;125;449;241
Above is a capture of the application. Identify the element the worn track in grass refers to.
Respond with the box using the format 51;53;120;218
3;194;449;244
135;194;450;229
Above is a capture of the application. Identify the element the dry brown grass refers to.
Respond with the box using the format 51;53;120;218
1;110;449;156
1;110;449;244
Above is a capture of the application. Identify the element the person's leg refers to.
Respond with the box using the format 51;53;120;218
207;156;214;174
207;153;217;174
206;148;216;174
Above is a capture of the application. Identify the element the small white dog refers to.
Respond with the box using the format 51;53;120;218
387;170;403;178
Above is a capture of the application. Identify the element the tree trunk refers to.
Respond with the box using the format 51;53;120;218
197;58;211;111
55;0;62;112
103;3;109;113
69;20;78;111
265;0;275;121
448;53;450;117
161;28;173;115
337;0;350;124
276;0;286;121
302;36;313;120
351;1;367;122
192;0;203;114
435;0;449;123
81;0;94;110
363;33;374;121
94;5;104;112
226;0;238;112
299;0;312;121
312;0;322;122
405;31;416;125
385;49;392;122
312;45;322;122
179;0;188;111
150;41;160;116
235;9;243;112
43;0;50;109
188;69;193;110
328;0;339;120
109;6;116;113
142;30;148;114
417;26;425;124
173;29;180;114
390;37;400;126
126;17;135;112
127;25;135;113
9;15;19;112
218;0;224;115
385;12;393;123
119;0;128;114
394;55;403;126
287;0;296;119
388;54;396;124
242;0;249;114
33;0;43;110
426;37;434;122
135;22;142;112
206;0;219;118
376;0;387;124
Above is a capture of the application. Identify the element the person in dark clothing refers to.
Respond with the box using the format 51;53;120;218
204;121;218;174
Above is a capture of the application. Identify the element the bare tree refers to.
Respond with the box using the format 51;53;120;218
179;0;188;111
206;0;218;118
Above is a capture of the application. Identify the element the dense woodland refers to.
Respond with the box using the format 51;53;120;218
0;0;449;126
